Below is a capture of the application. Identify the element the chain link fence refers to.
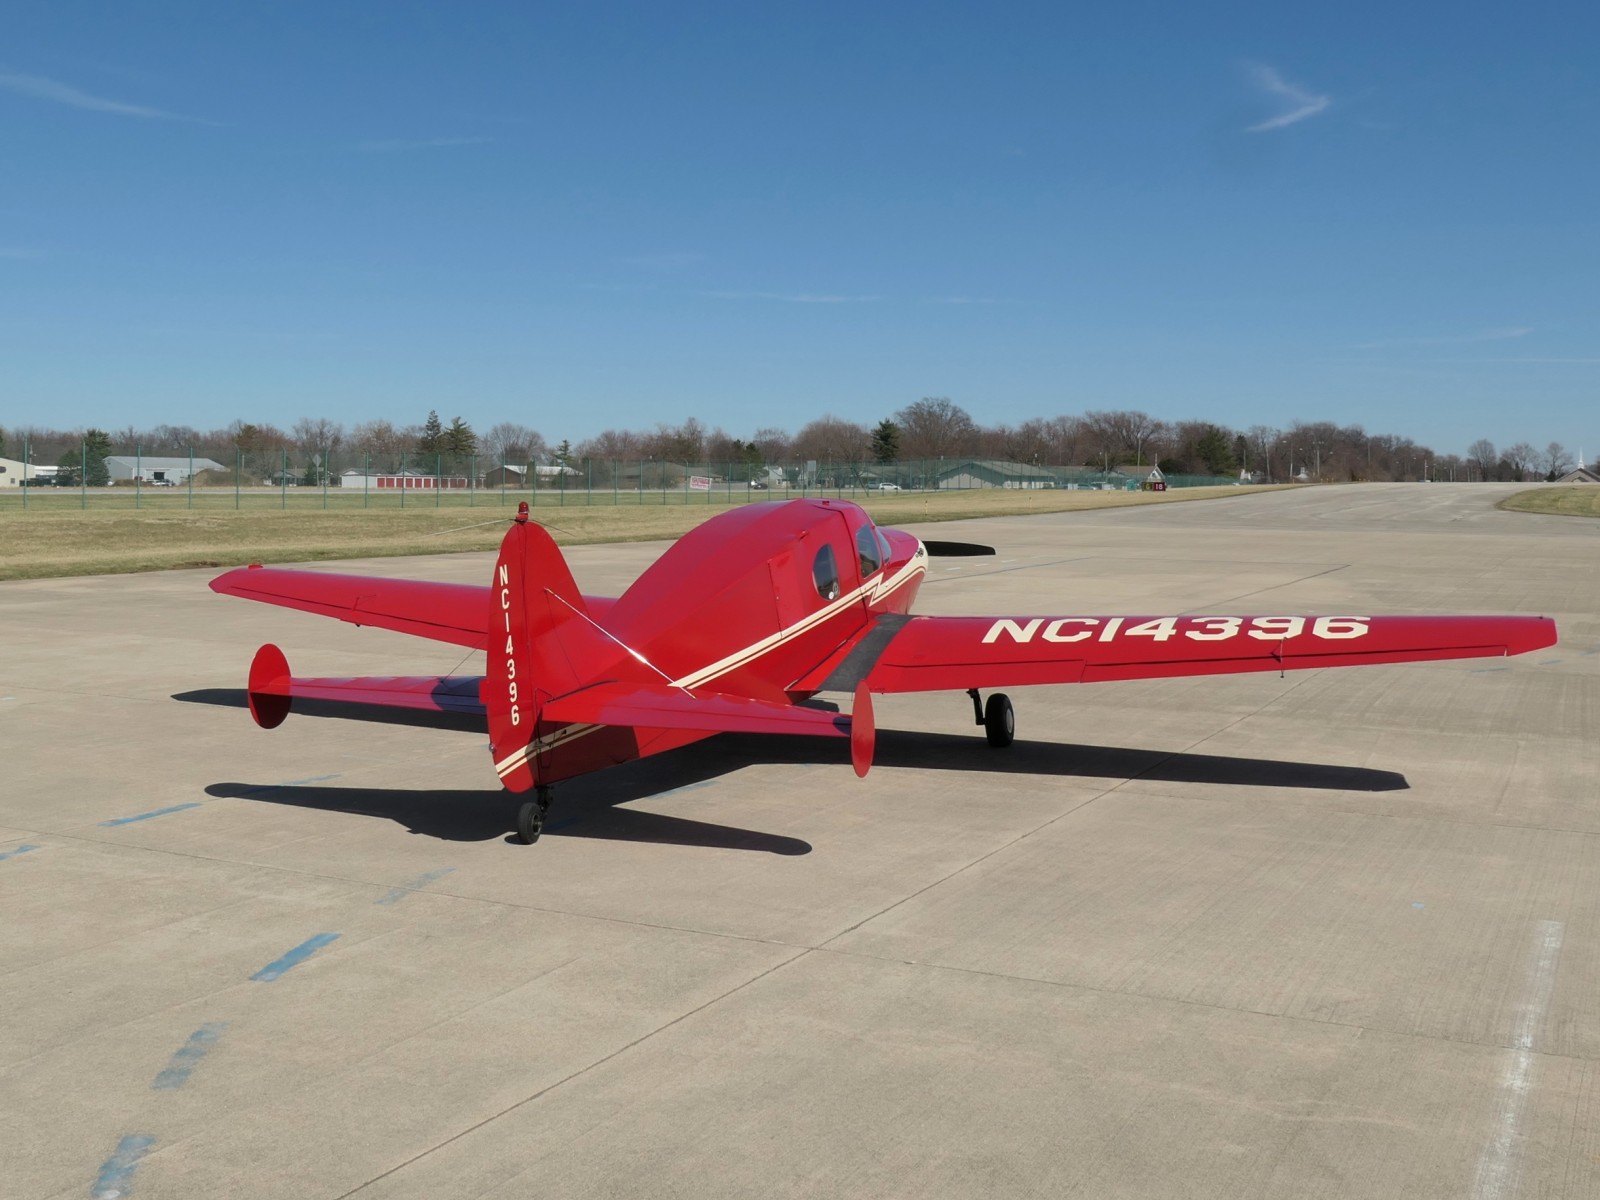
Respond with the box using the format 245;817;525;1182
0;440;1243;512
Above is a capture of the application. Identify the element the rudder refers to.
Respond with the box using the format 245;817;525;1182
485;505;600;792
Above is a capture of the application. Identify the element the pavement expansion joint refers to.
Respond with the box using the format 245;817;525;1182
811;942;1599;1061
9;822;818;952
328;946;815;1199
1191;561;1353;611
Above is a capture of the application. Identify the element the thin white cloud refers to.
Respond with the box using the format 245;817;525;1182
925;296;1002;305
1245;65;1330;133
697;290;881;304
358;136;494;152
0;246;44;260
0;71;215;124
1356;326;1534;349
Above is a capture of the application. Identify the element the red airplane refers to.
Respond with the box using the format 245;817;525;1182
211;498;1556;844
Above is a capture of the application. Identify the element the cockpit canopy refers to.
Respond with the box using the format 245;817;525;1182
814;517;893;603
855;522;893;579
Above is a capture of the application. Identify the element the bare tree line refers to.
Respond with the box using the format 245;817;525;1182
0;399;1581;483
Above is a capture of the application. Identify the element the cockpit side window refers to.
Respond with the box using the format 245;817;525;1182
855;524;881;577
813;544;840;601
876;529;893;566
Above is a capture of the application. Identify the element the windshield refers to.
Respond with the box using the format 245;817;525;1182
856;524;880;577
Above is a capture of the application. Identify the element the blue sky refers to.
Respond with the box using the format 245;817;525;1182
2;1;1595;453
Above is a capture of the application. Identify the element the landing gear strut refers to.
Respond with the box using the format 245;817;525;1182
515;786;553;845
967;688;1015;748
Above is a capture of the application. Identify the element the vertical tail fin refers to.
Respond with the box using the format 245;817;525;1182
485;505;598;792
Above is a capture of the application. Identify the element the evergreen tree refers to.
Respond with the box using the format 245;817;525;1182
442;416;477;459
59;428;112;486
555;438;572;467
1194;425;1235;475
870;419;901;464
416;410;444;455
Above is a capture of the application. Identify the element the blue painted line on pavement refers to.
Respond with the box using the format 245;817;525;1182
1412;902;1426;909
1538;658;1563;666
151;1022;226;1090
100;803;203;828
280;773;341;786
374;868;455;905
93;1134;155;1198
0;843;40;863
251;932;341;982
1470;666;1511;673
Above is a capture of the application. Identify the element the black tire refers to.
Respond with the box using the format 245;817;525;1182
515;800;543;845
984;693;1015;748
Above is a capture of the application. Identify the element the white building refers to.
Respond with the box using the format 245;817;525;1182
0;456;39;487
1554;450;1600;484
104;455;225;484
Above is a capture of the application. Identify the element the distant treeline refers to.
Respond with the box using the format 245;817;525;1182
0;399;1578;483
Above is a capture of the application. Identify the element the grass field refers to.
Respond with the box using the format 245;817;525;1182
1498;487;1600;518
0;485;1288;581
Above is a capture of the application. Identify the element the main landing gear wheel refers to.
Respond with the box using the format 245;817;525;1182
515;786;553;845
984;693;1015;748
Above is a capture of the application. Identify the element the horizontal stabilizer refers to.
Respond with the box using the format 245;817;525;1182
245;643;485;728
214;567;490;648
541;681;852;739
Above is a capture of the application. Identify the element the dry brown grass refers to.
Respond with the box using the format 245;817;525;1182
1499;486;1600;518
0;485;1289;581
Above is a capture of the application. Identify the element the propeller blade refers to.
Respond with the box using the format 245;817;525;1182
922;540;997;557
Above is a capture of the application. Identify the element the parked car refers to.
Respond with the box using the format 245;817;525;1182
876;482;901;491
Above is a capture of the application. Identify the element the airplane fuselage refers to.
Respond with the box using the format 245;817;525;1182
531;499;926;784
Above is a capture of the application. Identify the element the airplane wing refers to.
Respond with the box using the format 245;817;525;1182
210;565;616;650
212;567;489;648
830;613;1556;693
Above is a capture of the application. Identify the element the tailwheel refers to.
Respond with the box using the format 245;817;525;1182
515;786;553;845
983;693;1015;748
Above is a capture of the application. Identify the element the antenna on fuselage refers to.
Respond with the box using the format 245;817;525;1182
543;589;687;693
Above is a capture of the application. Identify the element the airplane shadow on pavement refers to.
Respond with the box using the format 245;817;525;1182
181;689;1406;853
